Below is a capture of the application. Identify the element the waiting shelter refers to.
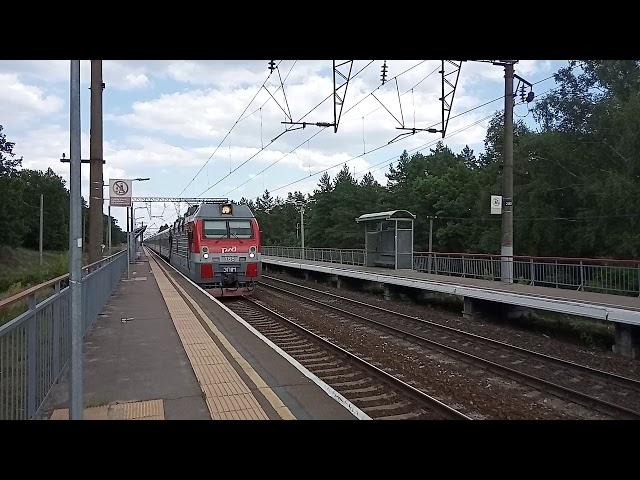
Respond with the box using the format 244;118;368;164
355;210;416;270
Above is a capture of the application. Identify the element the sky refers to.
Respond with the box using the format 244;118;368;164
0;59;568;235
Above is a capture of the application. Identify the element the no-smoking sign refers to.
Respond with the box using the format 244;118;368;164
110;179;132;207
490;195;502;215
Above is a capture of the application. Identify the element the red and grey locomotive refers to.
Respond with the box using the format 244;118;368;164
145;200;261;297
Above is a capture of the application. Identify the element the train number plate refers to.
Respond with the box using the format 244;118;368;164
223;266;237;273
221;255;239;262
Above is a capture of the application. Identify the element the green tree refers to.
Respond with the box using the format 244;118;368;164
17;168;70;250
0;126;26;246
0;125;23;176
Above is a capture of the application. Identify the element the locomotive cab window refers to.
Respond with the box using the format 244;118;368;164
204;220;227;238
228;220;253;239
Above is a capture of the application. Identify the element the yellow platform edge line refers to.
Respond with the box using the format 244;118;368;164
147;251;290;419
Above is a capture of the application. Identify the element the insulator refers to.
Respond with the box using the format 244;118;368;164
381;60;388;84
268;60;276;73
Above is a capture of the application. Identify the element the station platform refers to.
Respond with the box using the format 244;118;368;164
39;250;360;420
261;256;640;326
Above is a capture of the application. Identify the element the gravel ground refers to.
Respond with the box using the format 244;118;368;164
261;270;640;380
252;287;610;419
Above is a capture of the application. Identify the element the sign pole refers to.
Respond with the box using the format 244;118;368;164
111;178;133;278
127;207;131;280
108;204;111;254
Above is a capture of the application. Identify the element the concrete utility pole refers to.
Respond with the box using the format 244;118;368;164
69;60;83;420
501;61;515;284
300;204;305;259
89;60;104;263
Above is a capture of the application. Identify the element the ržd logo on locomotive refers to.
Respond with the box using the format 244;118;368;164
221;246;237;253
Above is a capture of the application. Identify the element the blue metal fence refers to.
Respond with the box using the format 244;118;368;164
0;250;127;420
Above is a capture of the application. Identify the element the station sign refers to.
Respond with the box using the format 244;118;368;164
109;179;132;207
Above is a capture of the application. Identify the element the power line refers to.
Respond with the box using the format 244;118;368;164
341;61;433;119
177;60;284;197
225;127;327;195
359;88;560;180
216;66;563;201
268;84;560;195
270;134;402;194
221;61;429;196
271;111;497;194
422;213;640;222
236;61;298;125
428;70;564;132
206;64;567;199
197;60;376;197
358;64;440;119
356;113;496;178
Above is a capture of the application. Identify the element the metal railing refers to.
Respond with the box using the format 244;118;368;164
262;246;365;266
413;252;640;297
263;246;640;297
0;250;128;420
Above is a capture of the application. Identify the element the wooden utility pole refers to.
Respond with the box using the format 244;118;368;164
89;60;104;263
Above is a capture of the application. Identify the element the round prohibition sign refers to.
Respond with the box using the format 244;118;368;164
113;181;129;195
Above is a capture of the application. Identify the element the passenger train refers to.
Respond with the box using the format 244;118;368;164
145;200;261;297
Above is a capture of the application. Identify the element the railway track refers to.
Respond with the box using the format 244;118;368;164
227;297;470;420
260;275;640;420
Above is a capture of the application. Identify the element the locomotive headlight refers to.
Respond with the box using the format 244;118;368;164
249;252;255;258
203;253;209;259
249;246;256;258
202;246;209;259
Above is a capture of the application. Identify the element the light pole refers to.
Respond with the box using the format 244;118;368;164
299;203;305;259
69;59;83;420
118;177;150;277
133;206;146;261
287;199;314;260
108;203;111;254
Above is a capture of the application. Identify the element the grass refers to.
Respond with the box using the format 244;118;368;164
0;245;125;327
514;311;615;350
0;246;71;299
0;247;69;328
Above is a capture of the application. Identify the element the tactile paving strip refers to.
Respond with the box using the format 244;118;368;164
148;254;270;420
50;399;165;420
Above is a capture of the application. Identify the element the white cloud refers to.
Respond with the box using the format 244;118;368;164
124;73;149;89
0;73;63;126
110;88;247;139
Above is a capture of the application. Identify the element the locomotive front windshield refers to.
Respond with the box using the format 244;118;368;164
229;220;252;238
204;220;227;238
204;219;253;239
